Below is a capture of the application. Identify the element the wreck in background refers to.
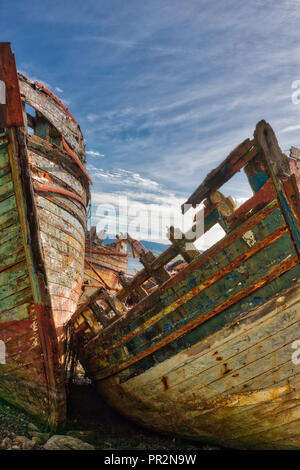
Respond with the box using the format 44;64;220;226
80;228;128;306
68;120;300;449
0;43;90;428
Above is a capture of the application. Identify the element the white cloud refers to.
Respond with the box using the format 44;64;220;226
55;87;63;93
86;150;104;157
280;124;300;133
78;1;300;200
88;167;191;243
61;98;71;106
87;166;162;191
16;0;300;245
87;114;99;122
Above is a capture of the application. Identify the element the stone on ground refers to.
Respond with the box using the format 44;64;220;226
44;435;95;450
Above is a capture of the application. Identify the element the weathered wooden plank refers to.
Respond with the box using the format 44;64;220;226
48;282;82;299
90;254;298;380
0;147;10;170
87;205;285;355
0;184;14;203
228;180;276;222
50;295;78;313
168;226;200;262
0;237;25;269
182;140;257;212
214;367;300;441
120;288;299;397
39;193;87;230
0;170;13;188
168;317;298;403
40;224;83;253
0;43;24;127
0;316;52;421
45;266;83;289
43;238;82;262
116;262;300;384
290;146;300;161
0;302;32;324
254;120;291;181
0;223;22;245
27;135;90;195
0;261;30;291
91;283;300;449
0;286;33;314
37;195;84;239
0;194;19;229
43;253;83;278
86;256;127;273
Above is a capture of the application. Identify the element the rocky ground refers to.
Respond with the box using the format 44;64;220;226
0;382;221;450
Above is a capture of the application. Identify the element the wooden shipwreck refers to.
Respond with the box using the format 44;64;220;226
0;43;90;428
68;120;300;449
80;228;128;306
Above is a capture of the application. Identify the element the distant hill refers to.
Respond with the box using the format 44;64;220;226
137;240;170;254
104;238;170;255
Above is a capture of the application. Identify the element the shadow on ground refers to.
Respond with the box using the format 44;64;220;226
67;382;221;450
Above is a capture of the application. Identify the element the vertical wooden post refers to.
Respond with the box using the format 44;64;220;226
102;290;127;318
0;43;24;128
140;250;170;284
168;226;199;263
118;272;147;302
254;120;300;256
90;302;111;327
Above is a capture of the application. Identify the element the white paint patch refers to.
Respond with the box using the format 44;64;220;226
0;340;6;364
0;80;6;104
242;230;257;247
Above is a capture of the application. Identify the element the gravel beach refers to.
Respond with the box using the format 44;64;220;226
0;383;221;451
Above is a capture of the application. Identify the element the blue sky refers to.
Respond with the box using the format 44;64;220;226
2;0;300;247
